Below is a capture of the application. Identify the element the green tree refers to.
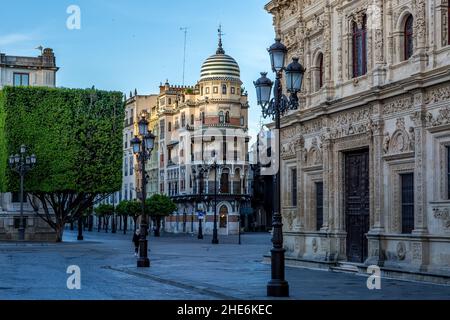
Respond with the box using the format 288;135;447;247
116;200;142;234
94;204;115;233
0;86;124;242
146;194;177;237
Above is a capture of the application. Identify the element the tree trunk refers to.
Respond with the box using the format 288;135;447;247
105;217;109;233
133;217;138;232
88;216;93;232
123;216;128;234
55;223;65;242
154;217;161;237
98;217;102;232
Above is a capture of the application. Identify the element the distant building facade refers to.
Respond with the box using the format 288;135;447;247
0;48;58;241
266;0;450;282
160;36;251;235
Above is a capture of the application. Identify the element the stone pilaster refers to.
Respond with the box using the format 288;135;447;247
410;92;428;235
321;130;333;232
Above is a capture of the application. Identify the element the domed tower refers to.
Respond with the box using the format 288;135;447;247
197;27;248;130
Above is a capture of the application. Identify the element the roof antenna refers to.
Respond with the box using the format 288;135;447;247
180;27;189;86
217;24;225;54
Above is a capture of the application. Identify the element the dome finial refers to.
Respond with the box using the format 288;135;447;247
216;24;225;54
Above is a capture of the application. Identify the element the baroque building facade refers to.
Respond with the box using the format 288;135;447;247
160;36;251;235
0;48;58;240
266;0;450;282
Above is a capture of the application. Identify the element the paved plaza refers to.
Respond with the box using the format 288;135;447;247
0;230;449;300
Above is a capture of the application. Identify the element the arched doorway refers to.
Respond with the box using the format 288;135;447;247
219;205;228;230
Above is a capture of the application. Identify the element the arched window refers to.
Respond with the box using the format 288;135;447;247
220;171;229;193
404;15;414;60
219;111;225;124
352;16;367;78
168;122;172;132
201;112;205;125
225;111;230;124
190;114;194;125
222;84;227;95
219;206;228;228
313;52;324;92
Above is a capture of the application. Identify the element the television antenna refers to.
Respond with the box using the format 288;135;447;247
180;27;189;86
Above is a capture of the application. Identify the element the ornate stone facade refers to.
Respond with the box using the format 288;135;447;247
266;0;450;282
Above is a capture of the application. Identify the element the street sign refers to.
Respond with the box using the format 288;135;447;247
197;211;205;220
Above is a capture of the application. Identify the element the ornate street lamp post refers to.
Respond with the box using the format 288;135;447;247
9;145;37;241
131;114;156;268
199;157;219;244
254;38;305;297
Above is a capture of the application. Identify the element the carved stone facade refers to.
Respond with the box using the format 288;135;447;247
266;0;450;283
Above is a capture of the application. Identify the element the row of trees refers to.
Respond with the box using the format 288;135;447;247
94;194;176;237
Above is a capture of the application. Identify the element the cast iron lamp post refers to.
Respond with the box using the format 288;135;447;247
131;114;156;268
9;145;37;241
199;157;219;244
254;38;305;297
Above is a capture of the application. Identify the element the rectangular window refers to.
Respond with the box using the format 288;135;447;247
291;169;297;207
447;146;450;199
213;87;218;94
231;87;235;94
13;73;29;86
401;173;415;234
316;182;324;231
129;156;134;175
160;120;165;139
205;87;210;94
124;185;128;201
124;157;128;177
129;183;134;200
14;217;27;229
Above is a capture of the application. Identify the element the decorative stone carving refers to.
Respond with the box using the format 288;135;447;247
305;137;323;166
397;242;406;261
424;85;450;105
312;238;318;253
383;96;414;115
433;207;450;228
384;118;415;154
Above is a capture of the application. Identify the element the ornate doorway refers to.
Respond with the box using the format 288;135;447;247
345;149;370;263
219;205;228;229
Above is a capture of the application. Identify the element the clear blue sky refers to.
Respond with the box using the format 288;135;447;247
0;0;275;141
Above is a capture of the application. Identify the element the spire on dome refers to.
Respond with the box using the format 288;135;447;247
216;24;225;54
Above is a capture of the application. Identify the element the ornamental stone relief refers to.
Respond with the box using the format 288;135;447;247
383;96;414;115
397;242;407;261
383;118;415;154
304;137;323;167
328;108;373;139
424;85;450;105
418;107;450;128
433;207;450;228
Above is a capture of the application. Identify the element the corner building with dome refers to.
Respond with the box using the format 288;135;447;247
157;34;251;236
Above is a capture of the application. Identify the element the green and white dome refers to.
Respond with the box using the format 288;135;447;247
200;39;241;82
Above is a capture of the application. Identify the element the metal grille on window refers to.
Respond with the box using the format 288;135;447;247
401;173;415;234
316;182;324;231
292;169;297;207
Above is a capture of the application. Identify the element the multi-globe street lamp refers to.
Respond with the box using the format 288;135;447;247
131;114;156;268
254;38;305;297
8;145;37;241
198;157;219;245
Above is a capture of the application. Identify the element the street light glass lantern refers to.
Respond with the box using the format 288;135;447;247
138;117;149;136
131;136;141;154
30;154;37;165
285;57;305;93
9;156;14;166
268;38;287;73
14;154;20;164
20;145;26;154
25;156;31;165
144;132;156;151
254;72;273;106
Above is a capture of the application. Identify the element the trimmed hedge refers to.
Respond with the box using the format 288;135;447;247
0;86;124;193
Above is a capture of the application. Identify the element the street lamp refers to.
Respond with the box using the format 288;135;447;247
8;145;37;241
200;157;219;245
131;114;156;268
254;38;305;298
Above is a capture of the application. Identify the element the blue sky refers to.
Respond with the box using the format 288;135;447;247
0;0;275;141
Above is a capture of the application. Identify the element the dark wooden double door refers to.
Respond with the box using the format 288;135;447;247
345;149;370;263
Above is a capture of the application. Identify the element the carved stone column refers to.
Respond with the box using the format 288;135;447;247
371;0;386;85
410;93;428;235
371;115;385;232
321;130;333;232
296;135;305;231
337;7;344;83
323;4;334;100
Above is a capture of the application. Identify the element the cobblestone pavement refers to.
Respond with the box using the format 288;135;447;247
0;230;449;300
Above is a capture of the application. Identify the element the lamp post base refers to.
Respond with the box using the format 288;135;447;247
18;228;25;241
137;258;150;268
212;229;219;244
267;280;289;297
77;235;84;241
